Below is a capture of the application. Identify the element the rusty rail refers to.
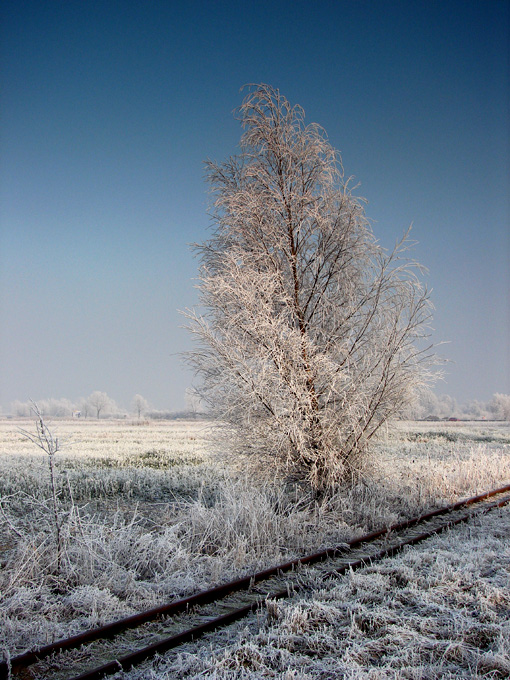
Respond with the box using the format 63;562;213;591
2;483;510;680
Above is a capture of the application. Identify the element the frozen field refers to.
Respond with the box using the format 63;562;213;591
0;418;509;675
132;504;510;679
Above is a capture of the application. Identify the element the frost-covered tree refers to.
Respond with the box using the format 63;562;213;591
87;391;114;419
488;393;510;421
77;397;91;418
42;398;75;418
132;394;149;419
184;84;436;494
11;400;32;417
403;387;440;420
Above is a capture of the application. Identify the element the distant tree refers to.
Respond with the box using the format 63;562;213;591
405;387;440;419
436;394;458;419
45;398;74;418
77;397;91;418
11;400;30;417
488;393;510;421
458;399;489;420
87;391;114;419
184;84;437;494
132;394;149;419
12;399;74;418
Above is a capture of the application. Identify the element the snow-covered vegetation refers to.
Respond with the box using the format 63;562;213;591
405;389;510;422
166;505;510;679
8;392;203;420
8;390;510;423
185;84;437;494
0;418;509;673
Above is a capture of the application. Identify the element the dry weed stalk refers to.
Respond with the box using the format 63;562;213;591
18;401;63;574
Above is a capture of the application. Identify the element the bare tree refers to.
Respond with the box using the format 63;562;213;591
87;391;114;419
132;394;149;419
184;84;437;494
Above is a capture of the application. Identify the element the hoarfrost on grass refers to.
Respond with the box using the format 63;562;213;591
0;418;509;669
154;506;510;679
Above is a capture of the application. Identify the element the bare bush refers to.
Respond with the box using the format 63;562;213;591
184;84;437;494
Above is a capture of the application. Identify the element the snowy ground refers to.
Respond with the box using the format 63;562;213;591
157;504;510;679
0;418;509;676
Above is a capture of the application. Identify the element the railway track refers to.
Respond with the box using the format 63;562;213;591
2;483;510;680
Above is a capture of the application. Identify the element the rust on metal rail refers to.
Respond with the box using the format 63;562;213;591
2;483;510;680
65;490;510;680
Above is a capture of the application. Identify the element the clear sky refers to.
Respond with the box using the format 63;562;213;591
1;0;509;412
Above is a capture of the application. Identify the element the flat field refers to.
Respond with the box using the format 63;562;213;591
0;418;509;676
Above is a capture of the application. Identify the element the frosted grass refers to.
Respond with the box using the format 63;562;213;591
162;505;510;679
0;418;509;665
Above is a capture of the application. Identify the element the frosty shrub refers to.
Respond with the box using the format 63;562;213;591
184;84;437;494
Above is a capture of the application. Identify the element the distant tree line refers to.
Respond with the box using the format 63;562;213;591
7;390;509;422
404;389;510;421
11;392;123;419
9;392;206;420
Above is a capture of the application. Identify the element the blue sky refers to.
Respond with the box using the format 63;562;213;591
1;0;509;411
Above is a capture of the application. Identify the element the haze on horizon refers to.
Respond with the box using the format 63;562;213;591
1;0;509;413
